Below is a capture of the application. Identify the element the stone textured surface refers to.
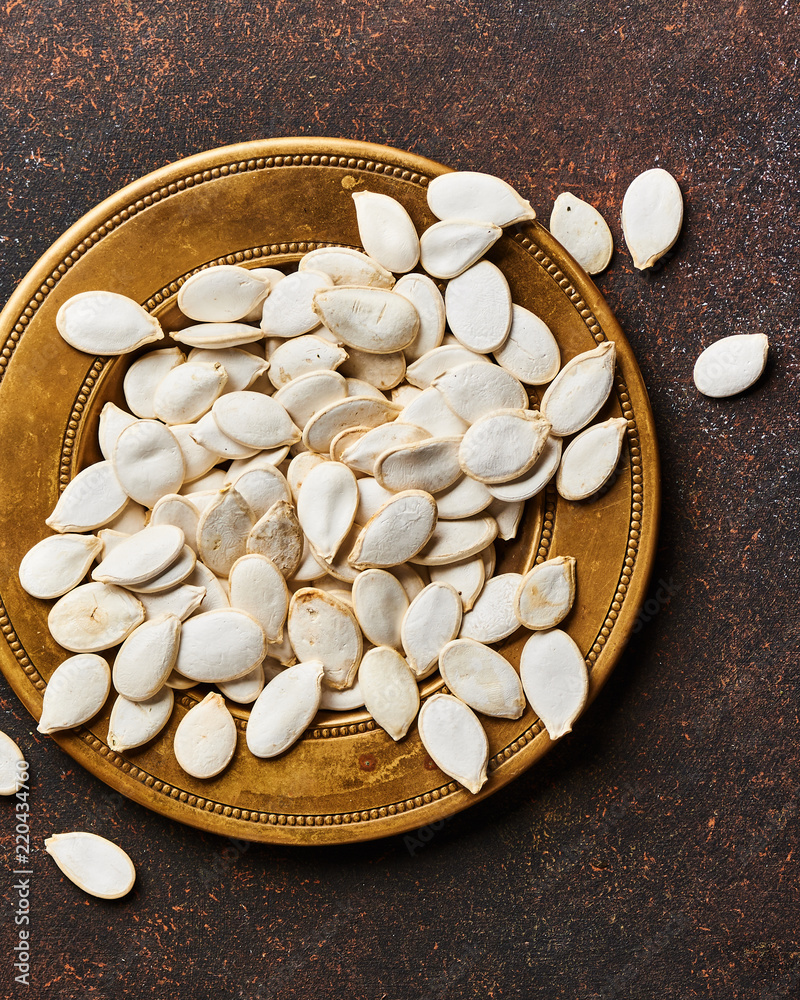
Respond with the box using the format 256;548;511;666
1;1;799;998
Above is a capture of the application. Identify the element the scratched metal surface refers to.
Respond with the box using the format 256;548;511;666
0;1;798;997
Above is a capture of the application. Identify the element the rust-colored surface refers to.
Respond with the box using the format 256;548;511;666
0;2;798;998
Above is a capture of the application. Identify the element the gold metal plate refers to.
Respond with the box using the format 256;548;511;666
0;138;659;845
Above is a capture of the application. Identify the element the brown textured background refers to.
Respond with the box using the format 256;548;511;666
1;1;799;997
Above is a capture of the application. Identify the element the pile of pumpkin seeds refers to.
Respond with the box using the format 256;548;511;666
20;169;645;797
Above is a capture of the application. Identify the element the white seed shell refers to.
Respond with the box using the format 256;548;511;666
0;731;25;795
56;291;164;355
45;461;129;533
459;410;551;484
174;610;267;682
352;569;409;649
174;691;237;778
445;260;512;354
550;192;614;274
401;581;463;678
178;265;269;322
112;614;181;701
358;646;420;740
153;362;228;424
107;687;175;752
540;341;616;437
433;363;527;424
487;434;563;502
557;417;627;501
693;334;769;398
519;629;589;739
112;421;185;507
459;572;523;643
313;287;419;354
246;660;324;758
44;832;136;899
439;638;525;719
353;191;420;273
427;171;535;227
393;274;445;361
38;653;111;733
267;335;348;389
196;487;255;577
621;167;683;269
92;524;185;586
297;461;358;560
19;533;103;599
48;584;144;653
349;490;438;569
123;347;185;418
299;246;395;288
229;554;290;642
493;304;561;385
260;269;333;338
171;322;263;349
417;693;489;794
411;516;498;566
287;589;363;690
515;556;577;631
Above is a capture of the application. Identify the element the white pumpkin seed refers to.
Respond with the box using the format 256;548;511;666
48;584;144;652
196;487;254;577
186;561;230;613
319;679;365;711
290;535;328;583
439;638;525;719
406;344;491;389
375;436;463;494
169;423;220;482
342;422;429;476
246;660;324;758
286;452;327;502
487;497;525;541
92;524;185;586
287;589;363;690
493;304;561;385
153;362;228;424
136;583;206;622
540;341;616;437
106;502;147;535
45;461;129;533
557;417;627;501
459;572;523;643
519;629;588;739
411;515;498;566
429;556;485;611
417;693;489;794
352;569;409;649
311;522;362;583
172;322;263;349
37;652;111;733
434;362;528;424
112;613;181;701
487;434;562;502
401;581;462;678
178;265;269;322
0;731;25;795
297;461;358;561
459;409;551;484
212;391;300;450
549;192;614;275
266;631;299;665
216;663;265;705
174;691;237;778
329;425;369;462
427;171;535;227
96;529;129;559
273;369;348;427
300;246;395;287
389;563;428;603
358;646;420;740
164;669;198;690
303;395;400;454
188;347;270;392
313;287;419;354
247;499;304;578
225;466;290;520
355;476;396;524
44;832;136;899
515;556;576;630
398;386;469;437
349;490;438;569
19;533;102;599
344;377;387;401
226;449;290;483
175;609;267;682
444;260;512;354
267;334;348;388
353;190;420;273
229;554;290;642
123;347;185;418
693;333;769;398
113;420;185;507
150;495;200;552
180;472;230;501
339;346;406;390
98;402;138;462
56;291;163;355
260;269;333;338
621;167;683;269
189;411;260;459
393;274;445;362
107;687;174;752
419;219;502;279
127;545;196;594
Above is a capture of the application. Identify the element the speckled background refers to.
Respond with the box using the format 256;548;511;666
0;1;798;997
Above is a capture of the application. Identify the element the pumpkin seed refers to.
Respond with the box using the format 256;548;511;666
266;630;300;665
123;347;185;418
355;476;395;524
339;346;406;391
188;347;270;392
287;589;362;690
225;466;290;520
329;425;368;461
273;369;348;427
319;678;365;711
56;290;163;355
196;487;254;577
188;412;259;459
172;322;263;349
178;264;269;322
303;395;400;454
169;424;220;482
487;497;525;541
342;422;429;476
459;572;523;643
444;261;512;354
344;377;387;401
621;167;683;269
106;502;147;535
540;341;616;437
349;490;438;569
286;452;327;502
44;831;136;899
212;391;300;450
352;569;409;649
98;402;138;462
267;335;348;389
247;499;304;578
174;691;237;778
406;344;491;389
153;362;228;425
127;545;196;594
46;461;130;533
389;562;428;603
429;555;485;611
186;561;230;613
226;448;290;481
229;554;290;642
216;663;265;704
434;362;527;424
260;269;333;338
175;609;267;683
556;417;627;501
107;686;174;752
417;693;489;794
358;646;420;740
487;434;562;502
459;409;551;484
313;287;419;354
393;274;445;361
352;190;420;273
246;659;324;758
515;556;576;630
693;333;769;398
299;246;395;288
296;461;358;561
92;524;185;586
519;629;588;739
150;495;200;552
549;192;614;274
493;304;561;385
401;581;462;678
48;584;144;652
112;613;181;701
439;638;525;719
419;219;502;279
411;515;498;566
136;583;206;622
291;535;328;583
164;669;198;690
0;731;25;795
375;436;463;494
37;652;111;733
427;171;535;227
19;533;103;600
113;421;185;508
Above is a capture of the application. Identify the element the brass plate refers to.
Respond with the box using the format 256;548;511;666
0;138;659;845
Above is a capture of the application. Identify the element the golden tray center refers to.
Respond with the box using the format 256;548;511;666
0;138;659;845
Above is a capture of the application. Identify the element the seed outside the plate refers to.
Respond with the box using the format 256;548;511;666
621;167;683;270
549;192;614;275
45;831;136;899
693;333;769;398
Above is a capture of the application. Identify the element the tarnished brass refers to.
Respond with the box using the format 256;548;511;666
0;138;659;844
